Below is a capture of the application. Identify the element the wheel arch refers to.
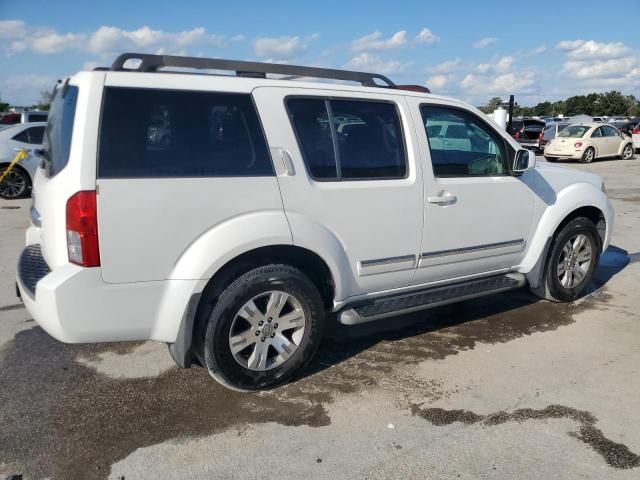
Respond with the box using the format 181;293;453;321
169;244;336;368
523;202;606;289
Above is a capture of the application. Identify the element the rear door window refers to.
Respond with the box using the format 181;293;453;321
287;97;407;180
98;88;273;178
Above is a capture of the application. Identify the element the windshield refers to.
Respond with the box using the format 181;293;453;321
42;85;78;176
558;125;590;138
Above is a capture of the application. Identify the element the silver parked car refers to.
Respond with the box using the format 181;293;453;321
0;122;45;199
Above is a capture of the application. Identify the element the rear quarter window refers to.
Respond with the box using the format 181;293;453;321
43;86;79;177
98;88;273;178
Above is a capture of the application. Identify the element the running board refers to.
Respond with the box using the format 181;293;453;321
338;273;526;325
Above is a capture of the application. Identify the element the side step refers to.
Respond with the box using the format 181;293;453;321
338;273;526;325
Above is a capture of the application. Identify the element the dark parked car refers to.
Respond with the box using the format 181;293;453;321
507;118;547;151
540;122;570;148
609;121;635;137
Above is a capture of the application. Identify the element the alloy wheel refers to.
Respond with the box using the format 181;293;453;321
0;170;27;199
556;234;592;288
228;290;306;371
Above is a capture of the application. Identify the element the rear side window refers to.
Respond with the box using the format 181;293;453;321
287;98;407;181
29;114;48;122
13;126;45;144
43;86;78;176
98;88;273;178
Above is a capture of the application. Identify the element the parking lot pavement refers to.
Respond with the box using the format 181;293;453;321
1;156;639;480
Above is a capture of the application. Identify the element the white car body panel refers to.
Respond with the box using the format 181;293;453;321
18;69;615;347
253;86;424;299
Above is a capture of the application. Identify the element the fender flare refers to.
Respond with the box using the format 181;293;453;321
518;182;609;286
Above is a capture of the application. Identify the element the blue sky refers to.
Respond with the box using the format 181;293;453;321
1;0;639;106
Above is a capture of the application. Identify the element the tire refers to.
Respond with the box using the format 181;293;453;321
0;166;30;199
531;217;601;302
579;147;595;164
621;144;634;160
544;156;558;162
200;264;325;391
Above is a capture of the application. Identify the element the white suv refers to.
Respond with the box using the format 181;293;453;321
17;54;614;391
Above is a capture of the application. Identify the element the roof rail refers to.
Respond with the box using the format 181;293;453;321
110;53;397;88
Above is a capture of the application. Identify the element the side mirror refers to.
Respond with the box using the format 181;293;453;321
513;149;536;174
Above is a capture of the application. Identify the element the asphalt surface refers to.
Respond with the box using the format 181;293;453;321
1;155;639;479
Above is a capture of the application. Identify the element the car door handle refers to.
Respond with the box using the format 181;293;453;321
427;192;457;205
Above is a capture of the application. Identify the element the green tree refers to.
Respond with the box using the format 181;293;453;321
0;92;9;112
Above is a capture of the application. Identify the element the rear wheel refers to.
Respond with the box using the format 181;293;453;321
580;147;595;164
0;166;30;199
544;156;557;162
200;264;325;391
531;217;601;302
621;144;634;160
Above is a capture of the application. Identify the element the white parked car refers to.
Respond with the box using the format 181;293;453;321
17;54;614;391
544;123;635;163
0;122;46;199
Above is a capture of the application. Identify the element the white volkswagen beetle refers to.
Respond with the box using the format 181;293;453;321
544;123;635;163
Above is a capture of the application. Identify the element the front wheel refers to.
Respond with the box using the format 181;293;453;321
621;144;634;160
201;264;325;391
531;217;601;302
580;147;595;164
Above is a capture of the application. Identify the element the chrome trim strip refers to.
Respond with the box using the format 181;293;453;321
421;239;525;259
360;254;416;268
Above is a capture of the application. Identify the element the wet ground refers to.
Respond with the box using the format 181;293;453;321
1;156;639;479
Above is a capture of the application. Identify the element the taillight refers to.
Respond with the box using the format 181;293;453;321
633;128;640;135
66;191;100;267
574;142;583;148
539;131;544;141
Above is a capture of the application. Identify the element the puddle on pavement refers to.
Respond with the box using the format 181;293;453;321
411;404;640;470
0;281;619;479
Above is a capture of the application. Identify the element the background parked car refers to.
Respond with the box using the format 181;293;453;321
544;123;634;163
0;110;48;125
540;122;570;149
609;120;635;137
633;120;640;152
507;118;546;151
0;122;45;199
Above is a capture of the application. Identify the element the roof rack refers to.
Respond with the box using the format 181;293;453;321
110;53;397;88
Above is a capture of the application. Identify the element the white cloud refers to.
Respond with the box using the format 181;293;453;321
351;30;408;52
476;56;514;74
253;36;307;60
563;57;639;79
472;37;497;49
533;44;547;54
0;20;29;39
88;26;224;56
0;20;227;57
459;70;536;95
426;74;448;90
0;74;59;105
556;39;629;59
416;28;439;45
345;53;410;75
430;58;463;74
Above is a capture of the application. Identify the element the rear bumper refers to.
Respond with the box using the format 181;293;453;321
543;147;582;160
17;244;198;343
